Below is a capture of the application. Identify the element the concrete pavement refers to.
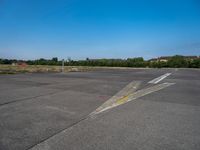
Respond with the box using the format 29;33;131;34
0;68;199;150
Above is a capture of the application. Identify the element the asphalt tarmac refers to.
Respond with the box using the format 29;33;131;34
0;68;199;150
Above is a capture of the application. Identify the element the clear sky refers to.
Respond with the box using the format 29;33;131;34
0;0;200;60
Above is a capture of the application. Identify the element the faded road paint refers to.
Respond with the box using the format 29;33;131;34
148;73;171;84
90;82;175;116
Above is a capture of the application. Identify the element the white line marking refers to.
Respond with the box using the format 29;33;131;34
148;73;171;84
90;82;175;116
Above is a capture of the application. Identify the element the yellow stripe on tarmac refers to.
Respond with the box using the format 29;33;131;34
116;95;129;105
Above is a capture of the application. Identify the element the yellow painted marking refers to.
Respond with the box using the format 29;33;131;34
116;95;130;104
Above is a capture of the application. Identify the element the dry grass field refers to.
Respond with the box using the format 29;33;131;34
0;64;97;74
0;64;150;74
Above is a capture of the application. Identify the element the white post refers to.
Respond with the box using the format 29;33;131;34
62;59;64;73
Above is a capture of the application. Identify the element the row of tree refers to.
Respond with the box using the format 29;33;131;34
0;55;200;68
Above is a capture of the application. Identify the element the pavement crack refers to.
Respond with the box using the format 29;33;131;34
26;116;89;150
0;90;65;107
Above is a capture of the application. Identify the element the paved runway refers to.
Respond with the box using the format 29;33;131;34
0;68;199;150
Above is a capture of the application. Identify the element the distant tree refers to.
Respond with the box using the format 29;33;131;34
127;57;144;67
52;57;58;62
1;55;199;68
167;55;188;68
2;59;12;64
189;59;200;68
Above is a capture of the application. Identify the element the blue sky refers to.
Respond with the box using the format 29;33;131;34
0;0;200;60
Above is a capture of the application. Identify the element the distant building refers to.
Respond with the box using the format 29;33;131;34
149;56;171;62
184;56;199;60
17;62;28;67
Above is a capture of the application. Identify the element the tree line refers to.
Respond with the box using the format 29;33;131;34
0;55;200;68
